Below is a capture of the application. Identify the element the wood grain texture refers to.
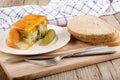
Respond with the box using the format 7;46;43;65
0;0;50;8
97;62;116;80
0;64;9;80
100;15;120;31
38;0;50;5
0;0;24;8
0;0;120;80
75;65;102;80
36;70;78;80
24;0;38;5
114;13;120;24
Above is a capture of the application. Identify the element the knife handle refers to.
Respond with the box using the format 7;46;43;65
72;47;116;57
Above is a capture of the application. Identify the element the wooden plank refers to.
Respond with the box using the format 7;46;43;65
97;62;113;80
38;0;50;5
100;15;120;31
0;0;24;8
111;59;120;79
11;0;24;6
36;70;78;80
24;0;38;5
97;61;120;80
1;42;120;80
0;0;13;8
0;64;9;80
75;65;102;80
114;13;120;24
0;0;50;8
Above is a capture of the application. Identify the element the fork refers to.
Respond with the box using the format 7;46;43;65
25;46;116;66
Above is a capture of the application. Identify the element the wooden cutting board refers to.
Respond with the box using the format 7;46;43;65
1;15;120;80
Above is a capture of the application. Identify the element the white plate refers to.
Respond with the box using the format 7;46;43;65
0;24;70;55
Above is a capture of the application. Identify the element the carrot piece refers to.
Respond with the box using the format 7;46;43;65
8;29;20;42
6;39;17;48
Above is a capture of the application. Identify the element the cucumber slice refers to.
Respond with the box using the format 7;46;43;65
39;29;56;46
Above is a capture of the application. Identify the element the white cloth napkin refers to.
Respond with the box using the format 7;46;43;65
0;0;120;31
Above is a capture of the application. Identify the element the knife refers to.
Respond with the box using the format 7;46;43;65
6;46;116;63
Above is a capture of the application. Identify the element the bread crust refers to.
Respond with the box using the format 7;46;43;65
88;32;120;46
68;27;118;43
67;15;118;44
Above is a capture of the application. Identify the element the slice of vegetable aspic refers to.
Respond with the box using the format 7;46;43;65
6;14;48;49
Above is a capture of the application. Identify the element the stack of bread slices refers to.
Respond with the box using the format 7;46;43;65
67;15;120;46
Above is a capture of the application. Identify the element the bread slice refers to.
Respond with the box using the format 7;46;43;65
88;31;120;46
67;15;118;44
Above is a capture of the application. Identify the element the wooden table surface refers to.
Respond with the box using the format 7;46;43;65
1;0;120;80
